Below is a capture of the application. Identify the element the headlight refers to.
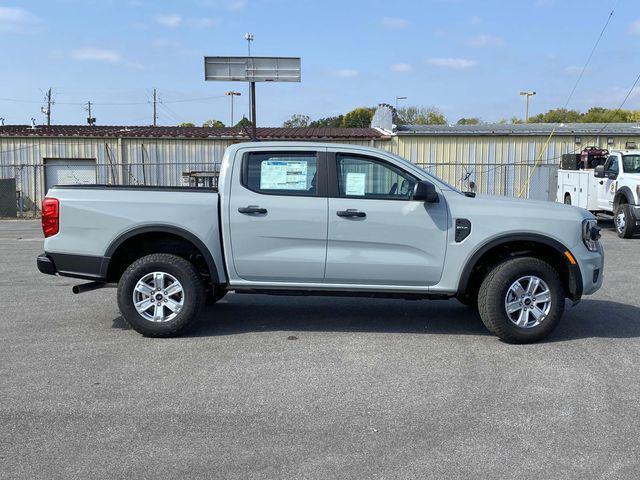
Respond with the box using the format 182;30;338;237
582;219;601;252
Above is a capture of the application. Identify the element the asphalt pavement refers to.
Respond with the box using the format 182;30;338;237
1;220;639;480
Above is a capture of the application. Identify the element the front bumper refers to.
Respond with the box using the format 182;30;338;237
574;243;604;297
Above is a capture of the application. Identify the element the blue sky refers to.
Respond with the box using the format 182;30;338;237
0;0;638;126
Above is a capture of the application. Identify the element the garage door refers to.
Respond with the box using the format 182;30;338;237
45;159;97;192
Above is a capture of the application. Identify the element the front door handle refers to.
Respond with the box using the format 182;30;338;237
337;209;366;218
238;206;267;215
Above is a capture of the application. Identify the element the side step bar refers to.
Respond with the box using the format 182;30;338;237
72;282;111;294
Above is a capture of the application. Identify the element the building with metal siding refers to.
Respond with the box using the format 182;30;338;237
2;123;640;215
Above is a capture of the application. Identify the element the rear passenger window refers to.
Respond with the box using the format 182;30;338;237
243;152;318;196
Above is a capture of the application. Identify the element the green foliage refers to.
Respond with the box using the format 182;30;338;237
342;107;376;128
309;115;344;128
456;117;482;125
234;117;252;127
283;114;311;128
202;119;225;128
396;106;447;125
178;122;196;127
528;107;640;123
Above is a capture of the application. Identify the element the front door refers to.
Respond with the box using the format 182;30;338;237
597;155;618;210
325;153;448;287
228;150;328;283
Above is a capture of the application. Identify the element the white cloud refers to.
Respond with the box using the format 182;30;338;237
154;13;182;28
382;16;409;30
337;69;359;78
187;17;218;28
426;57;476;69
470;15;481;25
0;6;40;33
71;48;121;63
629;19;640;35
466;34;504;47
199;0;247;10
391;63;413;73
564;65;591;76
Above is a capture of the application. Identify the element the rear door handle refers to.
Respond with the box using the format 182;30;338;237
337;209;366;218
238;206;267;215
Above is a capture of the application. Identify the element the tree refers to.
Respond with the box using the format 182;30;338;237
309;115;344;128
510;116;524;124
235;116;252;127
396;106;447;125
283;114;311;128
528;108;581;123
179;122;196;127
456;117;482;125
202;119;225;128
342;107;376;128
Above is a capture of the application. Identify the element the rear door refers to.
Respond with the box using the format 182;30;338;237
324;152;448;287
228;150;328;283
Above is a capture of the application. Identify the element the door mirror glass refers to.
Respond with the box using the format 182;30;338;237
412;180;439;202
594;165;605;178
607;171;618;180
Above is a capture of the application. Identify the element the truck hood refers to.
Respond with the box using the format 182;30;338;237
472;194;592;221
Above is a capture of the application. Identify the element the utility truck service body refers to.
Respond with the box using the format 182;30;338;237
557;148;640;238
38;142;604;343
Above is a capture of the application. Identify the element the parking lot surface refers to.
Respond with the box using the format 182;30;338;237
1;220;639;480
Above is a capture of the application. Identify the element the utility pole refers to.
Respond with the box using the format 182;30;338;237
85;101;96;126
225;91;241;126
519;91;536;122
43;88;53;126
245;33;257;139
152;88;158;127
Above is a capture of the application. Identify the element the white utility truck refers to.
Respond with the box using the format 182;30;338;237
557;147;640;238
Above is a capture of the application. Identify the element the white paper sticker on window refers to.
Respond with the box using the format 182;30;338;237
260;160;308;190
345;172;366;196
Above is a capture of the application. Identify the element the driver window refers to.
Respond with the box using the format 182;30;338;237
605;156;619;174
336;154;416;199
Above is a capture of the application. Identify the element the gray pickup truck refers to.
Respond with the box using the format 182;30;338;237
37;142;604;343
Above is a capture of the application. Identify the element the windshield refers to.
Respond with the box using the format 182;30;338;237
622;155;640;174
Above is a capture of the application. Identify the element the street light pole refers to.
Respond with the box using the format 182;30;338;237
245;33;257;139
395;96;407;110
519;91;536;122
225;91;241;126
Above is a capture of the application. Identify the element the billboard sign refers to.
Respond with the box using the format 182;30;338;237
204;56;301;83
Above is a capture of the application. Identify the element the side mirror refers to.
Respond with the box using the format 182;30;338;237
594;165;605;178
607;171;618;180
412;180;439;202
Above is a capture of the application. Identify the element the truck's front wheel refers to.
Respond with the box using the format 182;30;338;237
615;204;636;239
477;257;564;343
117;253;205;337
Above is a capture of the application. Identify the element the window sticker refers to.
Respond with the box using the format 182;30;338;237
260;160;308;190
345;172;366;196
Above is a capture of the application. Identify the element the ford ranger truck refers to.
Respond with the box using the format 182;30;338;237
37;142;604;343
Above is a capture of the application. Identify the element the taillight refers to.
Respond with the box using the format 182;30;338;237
42;197;59;238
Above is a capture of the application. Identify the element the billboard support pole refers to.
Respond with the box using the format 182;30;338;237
250;81;257;140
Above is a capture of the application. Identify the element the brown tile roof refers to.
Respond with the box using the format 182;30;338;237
0;125;385;140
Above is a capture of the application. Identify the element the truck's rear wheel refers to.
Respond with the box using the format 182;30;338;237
477;257;564;343
117;253;205;337
615;204;636;239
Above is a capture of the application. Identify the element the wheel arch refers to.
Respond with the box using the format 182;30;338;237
457;233;583;302
104;225;221;284
613;186;634;208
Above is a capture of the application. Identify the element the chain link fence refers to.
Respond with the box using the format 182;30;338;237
0;160;558;219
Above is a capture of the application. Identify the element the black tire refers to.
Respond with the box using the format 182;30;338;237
117;253;205;337
564;194;572;205
477;257;565;344
205;286;228;305
614;203;636;239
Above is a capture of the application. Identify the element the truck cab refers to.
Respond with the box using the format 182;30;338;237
558;148;640;238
